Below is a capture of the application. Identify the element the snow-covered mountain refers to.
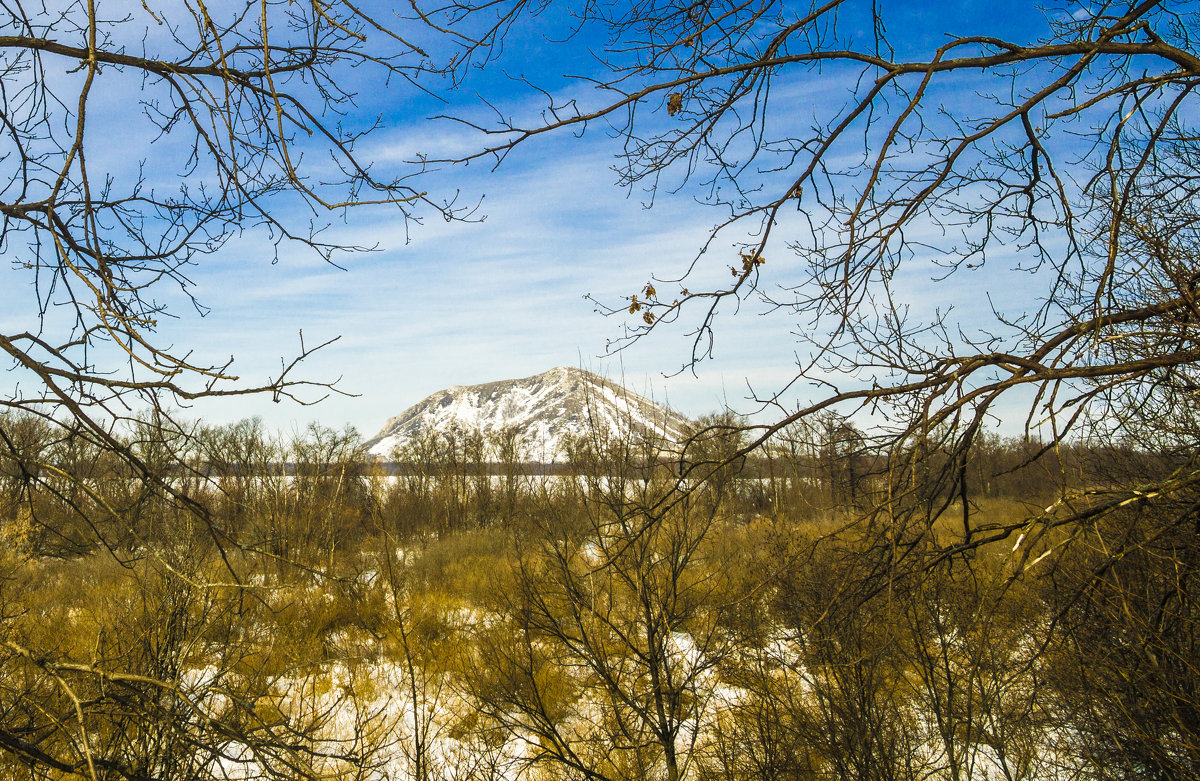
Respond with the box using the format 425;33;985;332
365;367;693;462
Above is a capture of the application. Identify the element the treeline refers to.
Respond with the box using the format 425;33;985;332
0;411;1196;780
2;408;1170;560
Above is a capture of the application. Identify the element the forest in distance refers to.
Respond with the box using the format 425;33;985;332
0;409;1195;780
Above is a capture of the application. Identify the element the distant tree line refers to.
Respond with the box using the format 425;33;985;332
2;408;1160;558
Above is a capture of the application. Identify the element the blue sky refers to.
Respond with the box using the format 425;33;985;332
0;1;1097;439
166;131;804;435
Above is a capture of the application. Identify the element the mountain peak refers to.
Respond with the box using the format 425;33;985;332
365;367;691;462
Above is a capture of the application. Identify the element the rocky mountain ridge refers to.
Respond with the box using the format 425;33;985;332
365;366;692;462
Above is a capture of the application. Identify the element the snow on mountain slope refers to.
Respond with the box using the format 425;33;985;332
364;367;693;462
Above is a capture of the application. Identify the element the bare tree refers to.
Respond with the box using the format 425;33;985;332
438;0;1200;549
0;2;487;776
427;5;1200;776
466;427;733;781
0;0;490;549
2;2;442;407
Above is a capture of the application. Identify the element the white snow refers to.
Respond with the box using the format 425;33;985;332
366;366;692;462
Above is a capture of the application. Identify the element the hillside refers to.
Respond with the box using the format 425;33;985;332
364;366;693;462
